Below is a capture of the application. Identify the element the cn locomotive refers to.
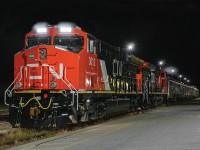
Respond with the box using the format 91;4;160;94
4;22;199;128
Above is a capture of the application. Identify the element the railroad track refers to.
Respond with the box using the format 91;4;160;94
0;109;9;121
187;100;200;104
0;115;9;121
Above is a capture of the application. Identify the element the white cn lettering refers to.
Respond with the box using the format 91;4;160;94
49;63;63;79
89;57;95;66
27;63;63;80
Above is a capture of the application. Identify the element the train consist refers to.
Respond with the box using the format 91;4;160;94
4;22;199;128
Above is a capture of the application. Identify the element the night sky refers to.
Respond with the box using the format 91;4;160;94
1;0;200;95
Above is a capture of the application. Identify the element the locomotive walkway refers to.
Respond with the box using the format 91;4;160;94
8;103;200;150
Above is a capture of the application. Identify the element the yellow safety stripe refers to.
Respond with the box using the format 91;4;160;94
50;90;63;93
149;92;168;95
15;90;41;93
15;90;64;94
94;91;115;94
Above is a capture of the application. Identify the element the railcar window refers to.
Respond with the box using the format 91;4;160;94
54;36;84;53
119;62;123;76
151;72;155;82
113;59;119;76
27;36;51;48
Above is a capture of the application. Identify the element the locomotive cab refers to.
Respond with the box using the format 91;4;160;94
14;22;88;91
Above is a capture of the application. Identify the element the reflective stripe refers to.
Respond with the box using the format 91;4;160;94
14;90;41;93
27;63;38;67
30;76;42;79
100;60;110;90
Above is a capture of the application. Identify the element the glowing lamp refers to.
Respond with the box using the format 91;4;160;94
32;22;49;34
59;27;72;33
36;27;47;34
127;43;135;50
159;61;163;65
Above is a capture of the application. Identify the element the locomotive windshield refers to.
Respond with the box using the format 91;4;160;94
54;36;84;53
27;36;51;48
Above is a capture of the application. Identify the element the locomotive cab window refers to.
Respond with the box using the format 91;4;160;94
54;36;84;53
88;39;96;54
27;36;51;48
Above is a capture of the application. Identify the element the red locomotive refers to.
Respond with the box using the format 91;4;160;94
4;22;199;128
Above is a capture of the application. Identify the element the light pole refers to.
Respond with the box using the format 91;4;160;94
187;79;190;85
184;77;187;84
171;69;175;79
125;43;135;61
179;75;182;82
158;60;164;69
119;43;135;92
127;43;135;52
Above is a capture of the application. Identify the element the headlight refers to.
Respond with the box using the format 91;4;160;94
57;22;74;33
32;22;49;34
16;82;22;88
36;27;47;34
40;48;47;59
50;82;57;88
59;27;72;33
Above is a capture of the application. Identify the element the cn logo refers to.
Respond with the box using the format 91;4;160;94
27;63;63;79
49;63;63;79
89;57;95;66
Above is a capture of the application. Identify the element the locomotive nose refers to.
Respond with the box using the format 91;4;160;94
14;46;50;89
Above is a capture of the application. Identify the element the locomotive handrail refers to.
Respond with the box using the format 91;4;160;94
4;67;23;106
